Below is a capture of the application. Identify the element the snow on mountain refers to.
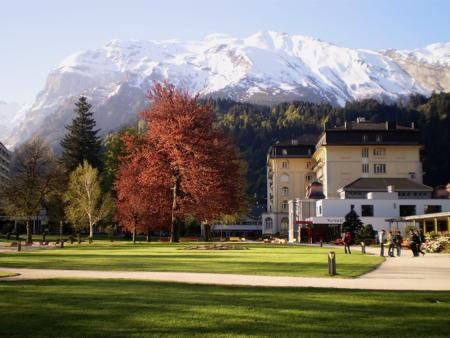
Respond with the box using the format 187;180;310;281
0;101;27;144
4;31;448;148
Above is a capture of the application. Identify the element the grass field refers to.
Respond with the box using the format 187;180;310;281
0;279;449;337
0;242;383;277
0;271;18;278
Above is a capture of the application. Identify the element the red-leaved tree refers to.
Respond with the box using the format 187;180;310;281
115;133;172;243
117;83;244;242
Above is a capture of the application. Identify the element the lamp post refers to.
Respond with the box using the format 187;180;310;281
59;220;64;248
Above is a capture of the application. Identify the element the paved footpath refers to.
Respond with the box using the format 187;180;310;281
1;247;449;291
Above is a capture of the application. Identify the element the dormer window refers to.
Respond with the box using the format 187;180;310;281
376;135;382;142
362;135;368;143
282;149;287;155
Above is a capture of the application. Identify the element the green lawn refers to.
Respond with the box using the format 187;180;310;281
0;279;449;337
0;271;18;278
0;242;383;277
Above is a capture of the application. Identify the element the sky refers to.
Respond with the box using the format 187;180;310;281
1;0;449;104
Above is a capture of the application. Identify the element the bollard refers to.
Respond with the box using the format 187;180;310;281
361;242;366;254
320;239;323;247
328;251;336;276
17;241;21;252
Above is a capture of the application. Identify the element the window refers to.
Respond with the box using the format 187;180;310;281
280;217;289;234
282;187;289;197
306;162;312;169
361;205;374;217
425;205;442;214
305;175;312;183
373;148;385;157
409;172;416;180
265;218;273;232
361;147;369;158
282;160;289;169
400;205;416;217
373;164;386;174
282;200;288;210
282;149;288;155
362;163;369;174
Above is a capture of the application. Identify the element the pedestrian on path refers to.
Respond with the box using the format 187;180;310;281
379;229;386;256
409;230;419;256
343;231;352;254
394;231;403;257
416;230;426;256
387;231;395;257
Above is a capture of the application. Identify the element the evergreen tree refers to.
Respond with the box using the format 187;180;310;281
60;97;102;172
342;204;363;236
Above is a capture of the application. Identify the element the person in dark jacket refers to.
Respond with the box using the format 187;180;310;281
387;231;395;257
394;231;403;257
409;230;419;256
416;230;426;255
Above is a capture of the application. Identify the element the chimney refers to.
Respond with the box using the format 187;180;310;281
344;121;347;130
385;121;389;130
411;121;415;129
387;185;394;193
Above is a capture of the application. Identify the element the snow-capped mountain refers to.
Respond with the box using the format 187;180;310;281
4;31;449;148
0;101;27;143
382;42;450;93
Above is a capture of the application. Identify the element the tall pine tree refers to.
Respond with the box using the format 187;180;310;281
61;97;103;172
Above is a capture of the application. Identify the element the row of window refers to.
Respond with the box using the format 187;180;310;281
362;147;386;158
264;217;289;232
358;204;442;217
281;160;312;169
279;174;313;184
361;163;386;174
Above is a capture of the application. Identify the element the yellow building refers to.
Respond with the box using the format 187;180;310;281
262;119;425;236
264;137;316;235
313;119;422;198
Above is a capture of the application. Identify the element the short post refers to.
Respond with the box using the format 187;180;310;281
328;251;336;276
361;241;366;254
59;220;64;248
320;239;323;247
17;241;22;252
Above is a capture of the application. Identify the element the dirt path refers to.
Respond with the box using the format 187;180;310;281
1;250;449;290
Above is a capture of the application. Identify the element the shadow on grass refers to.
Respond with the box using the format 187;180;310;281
0;279;449;337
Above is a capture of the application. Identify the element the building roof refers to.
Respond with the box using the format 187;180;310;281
341;178;433;192
268;134;319;158
317;120;421;146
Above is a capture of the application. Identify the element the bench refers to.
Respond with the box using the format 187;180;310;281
229;236;241;242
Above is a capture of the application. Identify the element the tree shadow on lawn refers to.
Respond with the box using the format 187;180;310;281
0;280;449;337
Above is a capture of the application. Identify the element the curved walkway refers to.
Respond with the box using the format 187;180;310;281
1;250;449;291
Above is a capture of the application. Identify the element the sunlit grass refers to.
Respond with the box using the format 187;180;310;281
0;242;383;277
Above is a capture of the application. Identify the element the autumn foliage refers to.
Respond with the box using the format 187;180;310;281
116;83;243;242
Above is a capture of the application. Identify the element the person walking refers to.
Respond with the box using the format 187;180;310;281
343;231;352;254
387;231;395;257
394;231;403;257
379;229;386;257
409;230;419;257
416;230;426;256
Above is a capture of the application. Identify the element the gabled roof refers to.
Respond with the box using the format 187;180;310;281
340;178;433;192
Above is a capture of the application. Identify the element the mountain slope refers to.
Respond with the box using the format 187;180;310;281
4;31;448;148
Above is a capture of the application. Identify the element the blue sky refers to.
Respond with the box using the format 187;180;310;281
1;0;449;103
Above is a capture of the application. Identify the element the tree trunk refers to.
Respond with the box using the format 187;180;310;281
133;224;136;244
89;223;94;243
204;223;211;242
26;219;32;243
170;174;180;243
146;230;151;242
